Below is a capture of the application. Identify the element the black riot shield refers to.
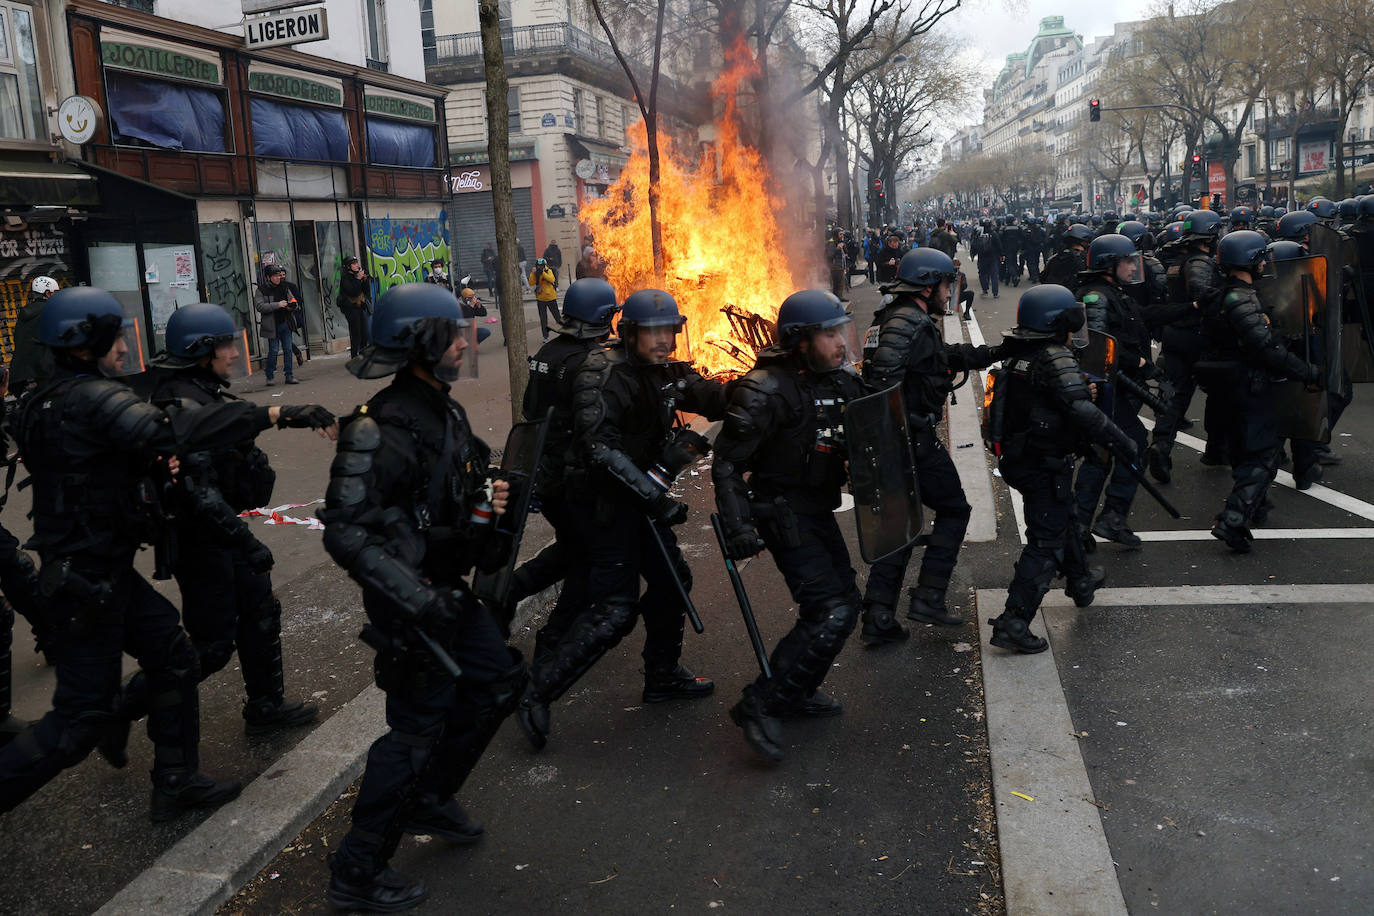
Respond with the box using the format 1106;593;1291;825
472;410;552;610
1348;228;1374;381
1258;255;1334;443
843;384;922;564
1076;329;1118;417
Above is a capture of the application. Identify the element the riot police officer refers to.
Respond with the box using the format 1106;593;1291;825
1229;206;1254;232
1199;232;1320;552
516;279;619;675
1256;205;1279;238
1118;220;1167;308
1001;216;1025;287
515;290;727;750
1074;234;1152;547
714;291;868;761
862;248;1002;634
1039;224;1094;292
147;303;333;735
1146;209;1228;481
1276;210;1319;247
0;288;286;820
984;286;1136;653
319;283;525;911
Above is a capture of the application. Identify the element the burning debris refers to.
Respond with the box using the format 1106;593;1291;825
581;44;797;376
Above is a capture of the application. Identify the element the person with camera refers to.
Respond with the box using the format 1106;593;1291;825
514;290;728;751
339;256;373;359
254;264;302;385
714;291;869;763
528;257;561;342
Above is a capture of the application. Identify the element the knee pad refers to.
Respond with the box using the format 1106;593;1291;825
814;598;859;649
196;640;236;679
593;601;639;645
247;595;283;641
166;629;202;685
389;728;439;778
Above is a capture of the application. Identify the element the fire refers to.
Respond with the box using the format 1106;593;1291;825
580;43;797;375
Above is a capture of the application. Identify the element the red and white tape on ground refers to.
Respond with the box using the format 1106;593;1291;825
240;499;325;530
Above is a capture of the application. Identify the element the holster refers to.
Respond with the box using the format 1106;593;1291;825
38;558;115;633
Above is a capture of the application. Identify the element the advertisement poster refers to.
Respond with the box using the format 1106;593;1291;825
1208;162;1227;204
1299;141;1329;174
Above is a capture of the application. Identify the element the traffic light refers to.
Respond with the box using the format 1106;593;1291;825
1191;153;1204;180
1089;98;1101;122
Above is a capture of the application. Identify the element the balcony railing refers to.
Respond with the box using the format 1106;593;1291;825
434;23;639;70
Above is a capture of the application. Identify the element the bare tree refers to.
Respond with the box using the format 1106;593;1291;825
478;0;528;419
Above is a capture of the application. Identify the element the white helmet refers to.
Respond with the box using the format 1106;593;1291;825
31;276;59;296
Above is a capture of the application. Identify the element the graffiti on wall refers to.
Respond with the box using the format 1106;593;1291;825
199;222;256;355
314;221;349;341
0;225;74;363
366;213;450;294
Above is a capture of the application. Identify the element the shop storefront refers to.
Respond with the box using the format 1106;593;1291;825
445;145;541;284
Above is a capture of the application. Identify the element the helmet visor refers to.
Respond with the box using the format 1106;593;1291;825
105;318;147;377
619;317;692;363
1114;252;1145;286
222;328;254;380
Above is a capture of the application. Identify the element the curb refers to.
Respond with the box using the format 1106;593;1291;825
94;578;560;916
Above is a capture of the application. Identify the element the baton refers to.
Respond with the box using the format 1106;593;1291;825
1115;371;1169;416
1110;447;1182;518
710;513;772;679
646;518;704;634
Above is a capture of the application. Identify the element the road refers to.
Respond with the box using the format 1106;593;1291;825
3;257;1372;915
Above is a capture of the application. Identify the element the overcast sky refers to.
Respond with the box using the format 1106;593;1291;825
940;0;1156;132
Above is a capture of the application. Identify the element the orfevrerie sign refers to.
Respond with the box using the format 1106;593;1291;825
244;7;329;50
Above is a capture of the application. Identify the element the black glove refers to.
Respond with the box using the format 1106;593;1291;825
724;527;765;560
649;492;688;527
243;537;274;575
278;404;336;430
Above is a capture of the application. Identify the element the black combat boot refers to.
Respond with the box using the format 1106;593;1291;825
243;696;319;736
642;665;714;703
988;615;1048;654
728;688;784;762
1294;462;1322;491
1065;568;1106;608
327;855;428;913
403;795;485;844
1199;445;1230;466
514;688;551;751
149;768;242;822
782;689;843;719
1146;443;1172;484
1210;514;1253;554
1251;497;1275;527
1092;510;1142;548
906;586;962;626
859;601;910;645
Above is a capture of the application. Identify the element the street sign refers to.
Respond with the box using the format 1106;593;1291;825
244;7;328;49
547;205;566;219
541;113;556;127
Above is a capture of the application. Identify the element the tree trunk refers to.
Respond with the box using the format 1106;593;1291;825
1335;86;1350;197
478;0;528;422
646;111;666;284
832;121;852;228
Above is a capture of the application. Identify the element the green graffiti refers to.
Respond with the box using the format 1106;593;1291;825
366;238;451;294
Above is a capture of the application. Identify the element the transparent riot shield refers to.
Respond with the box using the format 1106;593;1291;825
1076;329;1118;416
1258;255;1331;443
1307;225;1345;394
843;384;922;563
1347;228;1374;381
455;319;480;380
472;410;552;612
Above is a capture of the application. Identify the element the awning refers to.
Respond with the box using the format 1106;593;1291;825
0;159;101;209
565;133;628;166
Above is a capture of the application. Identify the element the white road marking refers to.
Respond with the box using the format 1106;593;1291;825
944;314;996;541
1035;583;1374;608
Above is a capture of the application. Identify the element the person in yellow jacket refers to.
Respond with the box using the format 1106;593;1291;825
528;257;562;341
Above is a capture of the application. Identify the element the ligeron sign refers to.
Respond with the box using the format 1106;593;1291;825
244;7;329;50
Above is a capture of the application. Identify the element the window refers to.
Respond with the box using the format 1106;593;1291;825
0;1;44;141
421;0;436;67
365;0;389;67
595;95;603;139
572;87;582;133
251;97;348;160
507;85;520;134
107;71;226;152
367;117;436;167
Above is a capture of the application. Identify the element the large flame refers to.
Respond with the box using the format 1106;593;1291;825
581;43;797;375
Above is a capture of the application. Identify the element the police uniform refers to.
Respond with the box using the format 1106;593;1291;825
321;369;525;901
516;339;726;742
148;365;317;732
0;357;272;817
862;284;999;625
715;344;867;759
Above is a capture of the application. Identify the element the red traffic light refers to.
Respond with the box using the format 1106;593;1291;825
1191;154;1202;164
1088;98;1101;122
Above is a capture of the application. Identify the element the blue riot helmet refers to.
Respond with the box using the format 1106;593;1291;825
1064;224;1094;246
1358;197;1374;220
1008;284;1085;345
619;289;687;363
557;278;620;339
39;286;126;357
155;302;239;368
1218;230;1271;272
1086;233;1144;285
1181;209;1223;243
1337;198;1359;222
776;290;857;370
1306;197;1337;220
1266;240;1305;262
1276;210;1318;243
1117;220;1149;247
1229;206;1254;228
351;282;469;381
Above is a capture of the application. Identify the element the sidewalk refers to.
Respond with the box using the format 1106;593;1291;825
0;299;556;915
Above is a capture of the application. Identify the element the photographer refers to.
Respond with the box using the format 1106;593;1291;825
338;256;372;359
254;264;301;386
